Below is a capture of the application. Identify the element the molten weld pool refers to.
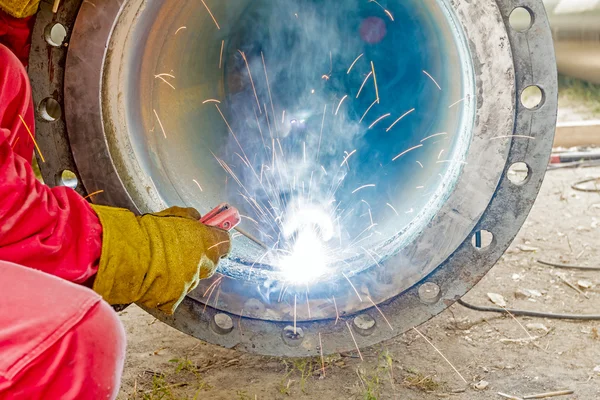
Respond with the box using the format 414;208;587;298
104;0;475;321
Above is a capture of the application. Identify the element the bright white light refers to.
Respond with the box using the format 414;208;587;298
279;203;335;284
279;228;329;284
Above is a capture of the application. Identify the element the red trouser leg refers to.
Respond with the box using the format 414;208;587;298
0;261;126;400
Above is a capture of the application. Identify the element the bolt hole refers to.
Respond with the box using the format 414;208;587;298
44;23;67;47
507;162;530;185
60;170;78;189
521;86;545;110
39;98;62;122
471;230;494;250
509;7;533;32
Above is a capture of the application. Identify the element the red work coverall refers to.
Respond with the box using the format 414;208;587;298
0;32;125;400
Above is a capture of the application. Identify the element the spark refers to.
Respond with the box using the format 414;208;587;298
416;161;424;168
321;74;330;81
154;73;175;79
303;142;306;163
335;95;349;115
238;308;244;335
202;275;223;298
152;109;167;139
202;281;219;314
362;247;382;268
155;75;175;89
416;186;425;189
219;40;224;69
294;295;297;334
392;144;423;162
208;240;230;251
413;327;467;384
202;99;221;104
282;110;286;124
490;135;535;140
200;0;220;29
438;149;445;160
406;208;414;214
306;292;312;318
386;108;415;132
371;61;380;103
423;70;442;91
386;203;399;216
367;296;393;331
352;184;376;194
360;99;378;123
18;115;45;163
175;26;186;35
356;71;373;99
316;104;327;160
262;52;277;124
192;179;203;192
346;320;364;361
321;165;327;175
370;0;394;21
448;95;469;108
11;137;19;149
347;53;364;74
319;332;326;377
240;215;259;225
238;50;261;111
215;105;251;164
342;272;363;302
83;190;104;200
332;296;340;324
421;132;448;142
368;113;391;129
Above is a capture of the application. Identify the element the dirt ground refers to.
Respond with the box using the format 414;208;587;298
116;168;600;400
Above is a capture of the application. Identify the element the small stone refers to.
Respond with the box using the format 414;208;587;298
514;288;542;299
474;380;489;390
517;245;540;252
526;323;549;333
488;293;506;307
594;365;600;374
578;280;593;289
512;274;522;281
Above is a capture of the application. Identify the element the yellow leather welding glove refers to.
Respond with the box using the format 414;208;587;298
0;0;40;18
90;205;231;314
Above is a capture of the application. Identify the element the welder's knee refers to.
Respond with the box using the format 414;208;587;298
0;261;126;400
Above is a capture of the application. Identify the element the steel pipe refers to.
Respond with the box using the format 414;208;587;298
29;0;557;356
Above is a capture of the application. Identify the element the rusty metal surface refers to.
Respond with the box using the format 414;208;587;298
30;0;557;356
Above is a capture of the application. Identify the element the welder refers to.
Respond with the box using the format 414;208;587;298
0;2;231;398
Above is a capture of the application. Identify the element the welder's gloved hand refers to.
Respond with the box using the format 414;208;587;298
0;0;40;18
90;205;231;314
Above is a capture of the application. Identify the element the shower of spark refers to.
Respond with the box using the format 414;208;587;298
163;0;472;357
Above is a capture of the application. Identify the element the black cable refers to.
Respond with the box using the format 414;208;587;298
456;299;600;321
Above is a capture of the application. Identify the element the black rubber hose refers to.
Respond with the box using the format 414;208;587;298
456;299;600;321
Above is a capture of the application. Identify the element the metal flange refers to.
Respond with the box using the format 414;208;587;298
29;0;557;356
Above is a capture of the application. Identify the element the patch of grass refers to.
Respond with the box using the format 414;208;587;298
356;350;397;400
558;75;600;115
403;370;441;393
130;358;210;400
236;390;254;400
